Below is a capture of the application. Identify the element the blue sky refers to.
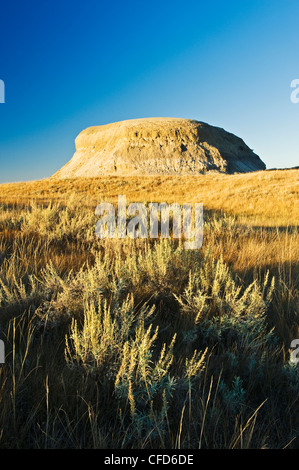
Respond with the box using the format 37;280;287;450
0;0;298;183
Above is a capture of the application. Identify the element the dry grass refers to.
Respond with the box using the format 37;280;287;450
0;169;298;449
0;168;298;225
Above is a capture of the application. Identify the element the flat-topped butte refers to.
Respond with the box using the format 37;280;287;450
53;117;266;178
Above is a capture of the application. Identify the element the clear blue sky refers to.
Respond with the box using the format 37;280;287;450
0;0;298;183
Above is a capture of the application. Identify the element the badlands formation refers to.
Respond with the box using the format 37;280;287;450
53;118;266;178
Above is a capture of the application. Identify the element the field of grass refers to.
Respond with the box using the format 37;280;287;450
0;168;298;225
0;169;298;448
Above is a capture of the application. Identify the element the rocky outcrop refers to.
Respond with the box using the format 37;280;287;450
53;118;266;178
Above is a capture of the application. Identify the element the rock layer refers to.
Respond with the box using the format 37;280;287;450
53;118;266;178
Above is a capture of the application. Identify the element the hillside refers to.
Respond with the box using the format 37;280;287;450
0;169;298;226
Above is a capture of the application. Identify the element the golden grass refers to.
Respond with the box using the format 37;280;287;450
0;168;297;284
0;169;298;449
0;168;298;226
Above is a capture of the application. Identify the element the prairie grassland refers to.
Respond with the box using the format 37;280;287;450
0;168;298;225
0;169;298;449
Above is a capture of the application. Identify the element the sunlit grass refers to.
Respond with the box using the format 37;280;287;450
0;170;298;448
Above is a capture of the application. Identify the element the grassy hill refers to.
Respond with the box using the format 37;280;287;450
0;168;298;224
0;169;298;448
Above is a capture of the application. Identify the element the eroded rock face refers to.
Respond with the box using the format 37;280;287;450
53;118;266;178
